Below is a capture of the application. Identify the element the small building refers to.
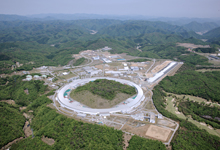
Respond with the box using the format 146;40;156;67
109;55;119;58
130;66;139;71
131;113;144;121
157;114;163;119
102;58;112;63
150;113;155;123
23;71;29;75
79;72;87;76
92;56;100;60
26;75;32;78
102;46;112;51
37;66;47;69
63;72;69;75
47;77;54;82
42;75;47;78
33;75;40;79
90;70;102;76
77;113;87;118
67;76;79;82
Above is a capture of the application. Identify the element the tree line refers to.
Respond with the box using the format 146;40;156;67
73;79;136;100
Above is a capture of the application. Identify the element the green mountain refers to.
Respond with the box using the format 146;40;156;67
203;27;220;44
98;20;202;39
204;26;220;38
183;21;219;32
0;21;90;44
0;14;29;21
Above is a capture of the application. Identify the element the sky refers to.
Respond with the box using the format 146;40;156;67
0;0;220;18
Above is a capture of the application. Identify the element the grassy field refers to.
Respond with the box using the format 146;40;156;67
70;90;133;108
165;96;220;137
166;92;220;107
196;69;220;72
61;73;77;79
208;59;220;65
145;101;155;110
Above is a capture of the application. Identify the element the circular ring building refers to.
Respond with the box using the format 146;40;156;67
56;77;145;115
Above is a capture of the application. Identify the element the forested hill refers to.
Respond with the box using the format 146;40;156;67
203;27;220;44
0;21;90;44
0;19;218;74
0;19;203;44
97;20;202;39
204;27;220;38
182;21;219;32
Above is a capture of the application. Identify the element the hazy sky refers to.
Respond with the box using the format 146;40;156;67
0;0;220;18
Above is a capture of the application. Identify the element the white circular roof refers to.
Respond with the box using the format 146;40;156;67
56;77;145;115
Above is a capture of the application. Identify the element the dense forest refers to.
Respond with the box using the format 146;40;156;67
178;101;220;128
11;106;124;150
160;70;220;103
194;47;217;53
127;135;166;150
0;102;26;148
73;57;86;66
73;79;136;100
152;85;220;150
0;19;216;74
0;75;48;106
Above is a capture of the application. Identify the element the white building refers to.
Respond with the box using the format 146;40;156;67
109;55;119;58
147;62;177;83
63;72;69;75
102;58;112;63
92;56;100;60
90;70;102;76
130;66;139;71
102;46;112;51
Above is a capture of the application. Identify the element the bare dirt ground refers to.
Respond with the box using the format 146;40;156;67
177;43;210;49
157;119;176;129
145;101;155;110
70;90;134;108
41;136;55;146
196;69;220;72
145;125;172;142
19;106;27;111
23;121;32;137
0;100;15;105
122;124;151;137
95;64;105;70
23;113;31;119
151;61;172;74
119;53;142;60
123;133;132;150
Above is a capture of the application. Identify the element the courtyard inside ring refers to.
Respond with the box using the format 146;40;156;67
55;77;145;115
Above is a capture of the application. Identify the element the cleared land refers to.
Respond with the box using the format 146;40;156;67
151;61;172;74
70;90;133;108
166;92;220;107
177;43;210;49
165;96;220;137
196;69;220;72
145;125;172;142
41;136;55;146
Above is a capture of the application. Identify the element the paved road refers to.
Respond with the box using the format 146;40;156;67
145;59;155;74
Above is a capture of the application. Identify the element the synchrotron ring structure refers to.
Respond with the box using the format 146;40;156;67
56;77;145;115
